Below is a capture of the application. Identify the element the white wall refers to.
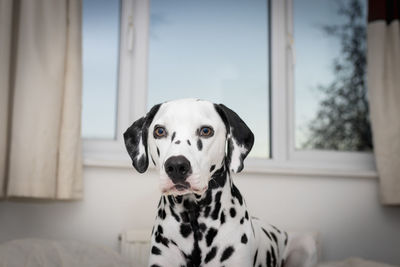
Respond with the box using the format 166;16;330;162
1;167;400;265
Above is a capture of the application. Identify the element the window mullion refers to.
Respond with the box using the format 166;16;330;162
270;0;290;163
129;0;150;122
117;0;150;141
116;0;135;143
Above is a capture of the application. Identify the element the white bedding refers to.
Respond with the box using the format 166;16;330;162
318;258;398;267
0;239;397;267
0;239;132;267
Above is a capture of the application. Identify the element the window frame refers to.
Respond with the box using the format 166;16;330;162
83;0;377;179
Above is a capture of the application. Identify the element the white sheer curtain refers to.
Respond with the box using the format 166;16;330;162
0;0;83;199
367;0;400;205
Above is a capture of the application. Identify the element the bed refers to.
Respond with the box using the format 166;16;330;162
0;236;397;267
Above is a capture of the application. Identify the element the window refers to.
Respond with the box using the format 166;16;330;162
82;0;376;177
293;0;371;152
147;0;270;158
81;0;120;139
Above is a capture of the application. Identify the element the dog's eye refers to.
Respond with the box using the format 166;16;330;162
154;126;167;138
199;126;214;137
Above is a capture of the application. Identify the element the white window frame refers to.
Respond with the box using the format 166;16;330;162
83;0;377;179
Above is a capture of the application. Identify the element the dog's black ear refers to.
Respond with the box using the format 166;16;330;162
214;104;254;173
123;104;161;173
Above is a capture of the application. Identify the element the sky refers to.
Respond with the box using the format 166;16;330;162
81;0;367;157
147;0;269;158
81;0;120;140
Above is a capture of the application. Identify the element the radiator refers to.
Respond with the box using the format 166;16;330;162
119;229;152;267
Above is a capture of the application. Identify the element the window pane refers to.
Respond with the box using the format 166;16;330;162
81;0;120;139
148;0;270;158
294;0;372;151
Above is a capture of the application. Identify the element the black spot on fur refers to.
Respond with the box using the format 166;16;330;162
197;232;203;241
170;206;180;222
180;224;192;238
271;246;276;266
156;147;160;157
175;195;183;203
171;132;176;142
215;191;222;202
175;140;181;144
231;183;243;205
206;227;218;246
150;265;161;267
204;206;211;218
284;231;288;245
161;237;169;247
271;224;281;234
220;211;226;224
241;234;248;244
205;246;218;263
220;246;234;262
180;212;189;223
229;208;236;218
151;246;161;255
187;140;191;146
183;199;192;210
157;225;163;234
210;165;216;172
270;232;278;244
200;190;212;206
197;139;203;150
158;209;166;220
253;249;258;266
151;156;156;166
154;232;169;247
208;167;227;190
262;228;272;241
167;196;175;207
240;217;244;224
245;211;249;220
187;242;202;267
211;202;221;220
211;191;222;219
199;223;207;232
266;250;271;267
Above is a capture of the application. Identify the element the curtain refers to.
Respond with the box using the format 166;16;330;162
367;0;400;205
0;0;83;199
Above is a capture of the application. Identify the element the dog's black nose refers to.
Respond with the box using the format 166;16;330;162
164;156;192;183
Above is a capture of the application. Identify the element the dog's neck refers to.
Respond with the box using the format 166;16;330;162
154;162;246;266
157;161;243;225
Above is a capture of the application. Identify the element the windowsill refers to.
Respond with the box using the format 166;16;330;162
83;154;378;179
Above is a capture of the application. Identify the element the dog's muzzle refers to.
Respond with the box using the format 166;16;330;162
164;156;192;191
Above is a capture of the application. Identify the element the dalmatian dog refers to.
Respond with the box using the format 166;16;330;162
124;99;317;267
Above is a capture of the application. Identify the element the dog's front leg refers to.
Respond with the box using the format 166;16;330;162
148;238;187;267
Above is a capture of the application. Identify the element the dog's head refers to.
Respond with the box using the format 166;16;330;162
124;99;254;196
